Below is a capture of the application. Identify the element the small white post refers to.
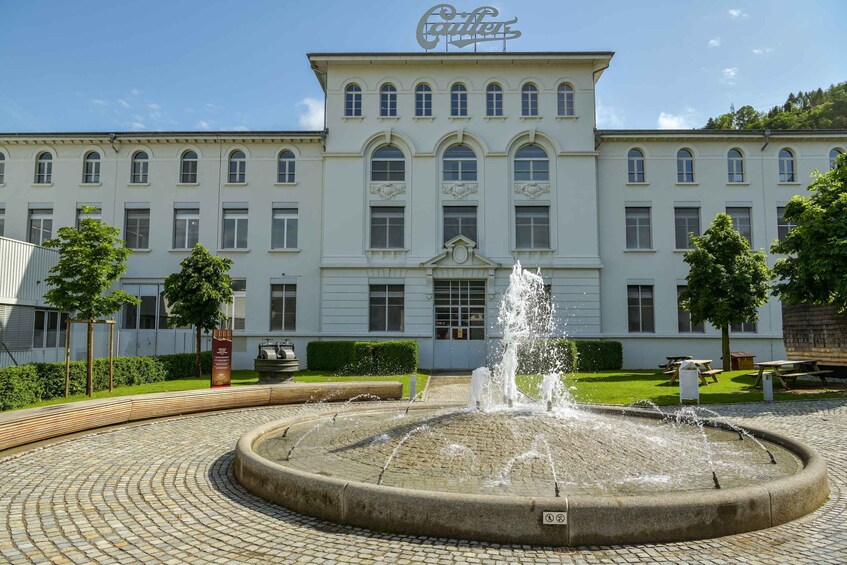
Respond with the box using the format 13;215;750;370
762;374;774;402
409;374;417;401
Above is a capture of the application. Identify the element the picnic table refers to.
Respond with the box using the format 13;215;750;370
753;359;833;388
659;355;692;370
667;359;723;385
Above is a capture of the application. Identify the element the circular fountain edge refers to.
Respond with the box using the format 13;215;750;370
233;403;829;546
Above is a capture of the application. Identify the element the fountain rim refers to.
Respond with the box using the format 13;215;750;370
234;402;829;546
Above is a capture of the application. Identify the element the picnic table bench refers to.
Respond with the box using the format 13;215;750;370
753;359;833;389
667;359;723;386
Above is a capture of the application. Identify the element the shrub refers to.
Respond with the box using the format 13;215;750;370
306;341;358;371
0;365;40;411
306;340;419;374
517;340;621;373
572;340;623;371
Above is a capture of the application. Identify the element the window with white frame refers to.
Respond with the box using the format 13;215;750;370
369;284;404;332
35;152;52;184
726;206;752;247
222;279;246;330
76;206;101;228
124;208;150;249
180;150;198;183
677;286;704;333
674;207;700;249
627;148;645;182
173;208;199;249
222;207;248;249
415;84;432;117
345;84;362;117
370;206;404;249
121;284;183;330
450;83;468;117
271;208;298;249
443;205;477;244
521;83;539;116
557;83;574;116
0;152;5;184
277;150;295;183
270;284;297;331
731;320;757;333
443;144;477;181
777;206;796;242
83;151;101;183
486;84;503;116
727;148;744;182
627;285;654;333
515;206;550;249
831;148;844;170
625;207;652;249
380;84;397;117
28;208;53;245
514;144;549;181
371;145;405;181
778;148;795;182
33;310;68;349
228;150;246;183
131;151;149;183
676;149;694;183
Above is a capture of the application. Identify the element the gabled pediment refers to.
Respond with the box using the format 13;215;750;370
421;236;500;269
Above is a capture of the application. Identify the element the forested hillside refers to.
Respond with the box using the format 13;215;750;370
704;82;847;130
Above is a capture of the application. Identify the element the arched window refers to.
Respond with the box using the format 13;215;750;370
450;83;467;117
0;152;5;185
380;84;397;117
83;151;101;183
443;144;477;181
35;152;52;184
371;145;405;181
514;144;549;181
557;83;574;116
486;84;503;117
676;149;694;183
131;151;149;184
415;84;432;117
180;150;198;183
521;83;538;116
727;149;744;182
345;84;362;117
627;148;645;183
830;148;844;170
779;148;795;182
278;150;295;183
228;150;246;183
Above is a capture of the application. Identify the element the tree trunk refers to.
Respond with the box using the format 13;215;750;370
87;318;94;397
721;325;731;371
195;325;203;380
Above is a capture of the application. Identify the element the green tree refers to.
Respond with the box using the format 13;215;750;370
680;214;772;369
772;153;847;310
43;208;139;396
162;244;233;379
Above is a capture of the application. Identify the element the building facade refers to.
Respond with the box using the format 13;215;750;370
0;52;844;369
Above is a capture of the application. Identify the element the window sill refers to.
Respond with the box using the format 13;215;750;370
31;183;53;188
673;249;694;253
625;182;650;186
268;248;301;253
176;183;199;187
169;248;192;253
519;115;543;121
448;116;471;121
128;182;150;187
377;116;400;122
80;183;102;188
366;248;409;254
218;248;251;253
342;115;365;121
274;182;298;187
727;182;750;186
128;248;152;253
513;248;554;253
483;115;506;121
624;249;657;253
555;115;578;120
674;182;699;187
225;183;248;187
777;182;802;186
412;116;435;121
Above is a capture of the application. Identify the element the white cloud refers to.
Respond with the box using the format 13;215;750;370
148;103;161;111
721;67;739;85
708;38;721;48
752;48;773;55
657;111;696;129
130;89;140;96
91;98;107;106
297;97;325;130
229;125;249;132
196;120;212;131
117;99;131;108
728;8;748;19
130;121;146;130
596;102;624;128
205;103;223;111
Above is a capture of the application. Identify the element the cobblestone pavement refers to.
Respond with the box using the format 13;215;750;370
0;399;845;564
424;375;471;403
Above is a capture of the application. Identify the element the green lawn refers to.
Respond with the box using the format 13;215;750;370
516;370;847;406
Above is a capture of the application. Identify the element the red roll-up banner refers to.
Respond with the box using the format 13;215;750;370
211;329;232;387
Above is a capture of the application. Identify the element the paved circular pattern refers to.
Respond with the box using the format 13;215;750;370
1;399;845;564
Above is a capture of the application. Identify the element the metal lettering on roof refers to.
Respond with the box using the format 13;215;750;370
417;4;521;52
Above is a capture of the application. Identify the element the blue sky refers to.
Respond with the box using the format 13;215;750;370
1;0;845;132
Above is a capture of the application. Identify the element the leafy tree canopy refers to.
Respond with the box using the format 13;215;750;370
162;244;234;332
772;153;847;311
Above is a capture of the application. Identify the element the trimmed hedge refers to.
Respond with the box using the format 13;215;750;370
518;340;622;373
306;340;419;375
0;351;212;411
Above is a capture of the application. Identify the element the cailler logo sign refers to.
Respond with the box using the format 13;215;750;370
417;4;521;51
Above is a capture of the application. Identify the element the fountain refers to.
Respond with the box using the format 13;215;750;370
234;263;829;546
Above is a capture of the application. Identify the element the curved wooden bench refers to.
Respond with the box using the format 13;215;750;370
0;381;403;453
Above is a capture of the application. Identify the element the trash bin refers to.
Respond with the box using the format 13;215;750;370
730;352;756;371
679;361;700;404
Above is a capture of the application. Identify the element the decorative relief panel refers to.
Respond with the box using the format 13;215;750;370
513;181;551;199
369;182;407;200
442;182;479;199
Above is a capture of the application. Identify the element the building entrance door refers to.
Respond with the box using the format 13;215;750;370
433;280;486;369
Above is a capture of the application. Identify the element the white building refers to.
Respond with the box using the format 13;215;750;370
0;51;844;369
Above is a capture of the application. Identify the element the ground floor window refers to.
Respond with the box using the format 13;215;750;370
369;284;404;332
627;285;654;333
677;286;704;333
122;283;181;330
731;320;758;333
270;284;297;331
434;280;485;340
33;309;69;348
222;280;246;330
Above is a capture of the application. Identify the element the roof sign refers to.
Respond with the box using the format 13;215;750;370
417;4;521;52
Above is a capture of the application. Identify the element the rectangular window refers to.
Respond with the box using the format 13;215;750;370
270;284;297;331
0;207;5;237
36;158;52;184
726;206;752;247
131;158;149;184
443;206;477;244
434;280;486;340
76;206;102;229
674;207;701;249
515;206;550;249
731;320;758;333
271;208;298;249
173;208;200;249
369;284;404;332
627;285;655;333
124;209;150;249
777;206;795;242
486;89;503;116
222;279;246;331
677;286;704;333
451;90;467;117
415;88;432;117
28;208;53;245
181;158;197;184
625;207;652;249
222;207;248;249
370;206;404;249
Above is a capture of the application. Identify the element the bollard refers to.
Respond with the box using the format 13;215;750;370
409;374;417;401
762;373;774;402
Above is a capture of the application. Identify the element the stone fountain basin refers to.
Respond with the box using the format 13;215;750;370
234;404;829;546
